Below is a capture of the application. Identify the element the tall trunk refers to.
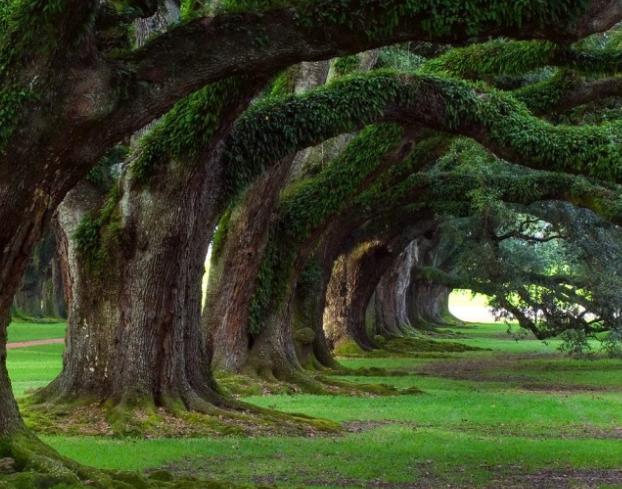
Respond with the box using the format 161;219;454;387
206;159;291;372
13;232;66;319
405;235;461;329
406;280;455;328
325;223;437;350
0;175;65;440
295;258;339;369
290;259;337;370
42;162;224;411
38;1;238;411
205;60;333;373
244;289;302;380
374;243;416;336
324;241;405;351
0;313;25;439
266;213;368;372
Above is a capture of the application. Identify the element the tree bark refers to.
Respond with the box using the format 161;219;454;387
0;312;25;439
205;59;333;373
373;243;417;337
41;161;226;411
403;234;462;329
406;281;455;328
38;75;261;410
243;293;302;381
324;248;390;351
206;159;292;372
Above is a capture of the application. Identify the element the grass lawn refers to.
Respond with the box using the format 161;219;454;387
8;344;63;396
7;321;622;488
7;320;66;343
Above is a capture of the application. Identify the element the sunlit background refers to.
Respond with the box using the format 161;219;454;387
449;289;499;323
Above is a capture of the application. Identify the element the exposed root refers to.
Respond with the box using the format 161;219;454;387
217;368;421;397
19;394;340;438
0;431;268;488
334;336;486;358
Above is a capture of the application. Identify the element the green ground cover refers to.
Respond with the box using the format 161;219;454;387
8;344;63;397
7;321;66;343
6;320;622;488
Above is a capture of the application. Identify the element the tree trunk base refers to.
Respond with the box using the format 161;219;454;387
0;429;118;488
222;362;413;398
0;429;264;488
20;390;341;438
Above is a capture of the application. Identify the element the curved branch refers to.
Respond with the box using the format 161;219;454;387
424;39;622;80
114;0;622;131
222;71;622;197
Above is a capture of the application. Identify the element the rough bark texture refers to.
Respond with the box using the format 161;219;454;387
41;160;227;411
405;237;461;329
205;60;332;373
244;294;303;380
37;2;234;411
374;243;417;337
39;73;261;410
324;226;433;351
406;281;455;328
206;159;292;372
0;312;25;439
289;259;336;370
324;247;392;351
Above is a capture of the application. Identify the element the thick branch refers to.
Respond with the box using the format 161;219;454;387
222;72;622;197
114;0;622;132
425;40;622;80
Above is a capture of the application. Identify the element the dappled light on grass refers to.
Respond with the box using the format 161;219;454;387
9;321;621;488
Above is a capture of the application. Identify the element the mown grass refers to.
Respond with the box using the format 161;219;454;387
8;344;63;396
7;320;622;488
7;320;65;343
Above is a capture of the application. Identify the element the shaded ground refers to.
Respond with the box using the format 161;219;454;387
5;320;622;488
417;354;622;393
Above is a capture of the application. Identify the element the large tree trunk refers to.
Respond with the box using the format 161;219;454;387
324;220;438;352
205;60;333;373
405;236;461;329
244;292;302;381
205;159;291;372
289;259;337;370
0;175;69;443
0;313;25;439
373;243;417;337
406;280;455;328
38;1;235;413
41;163;224;413
242;273;341;394
323;249;389;351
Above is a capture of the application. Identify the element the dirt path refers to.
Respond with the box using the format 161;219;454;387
6;338;64;350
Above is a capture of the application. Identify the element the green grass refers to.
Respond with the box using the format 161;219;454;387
7;320;65;343
8;344;63;396
42;429;622;486
7;319;622;488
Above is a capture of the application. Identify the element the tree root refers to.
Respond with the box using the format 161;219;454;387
219;366;421;397
0;431;267;487
19;393;340;438
334;336;486;359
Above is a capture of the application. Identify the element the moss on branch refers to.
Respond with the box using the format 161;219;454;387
422;39;622;80
130;77;247;183
223;70;622;192
247;124;405;334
